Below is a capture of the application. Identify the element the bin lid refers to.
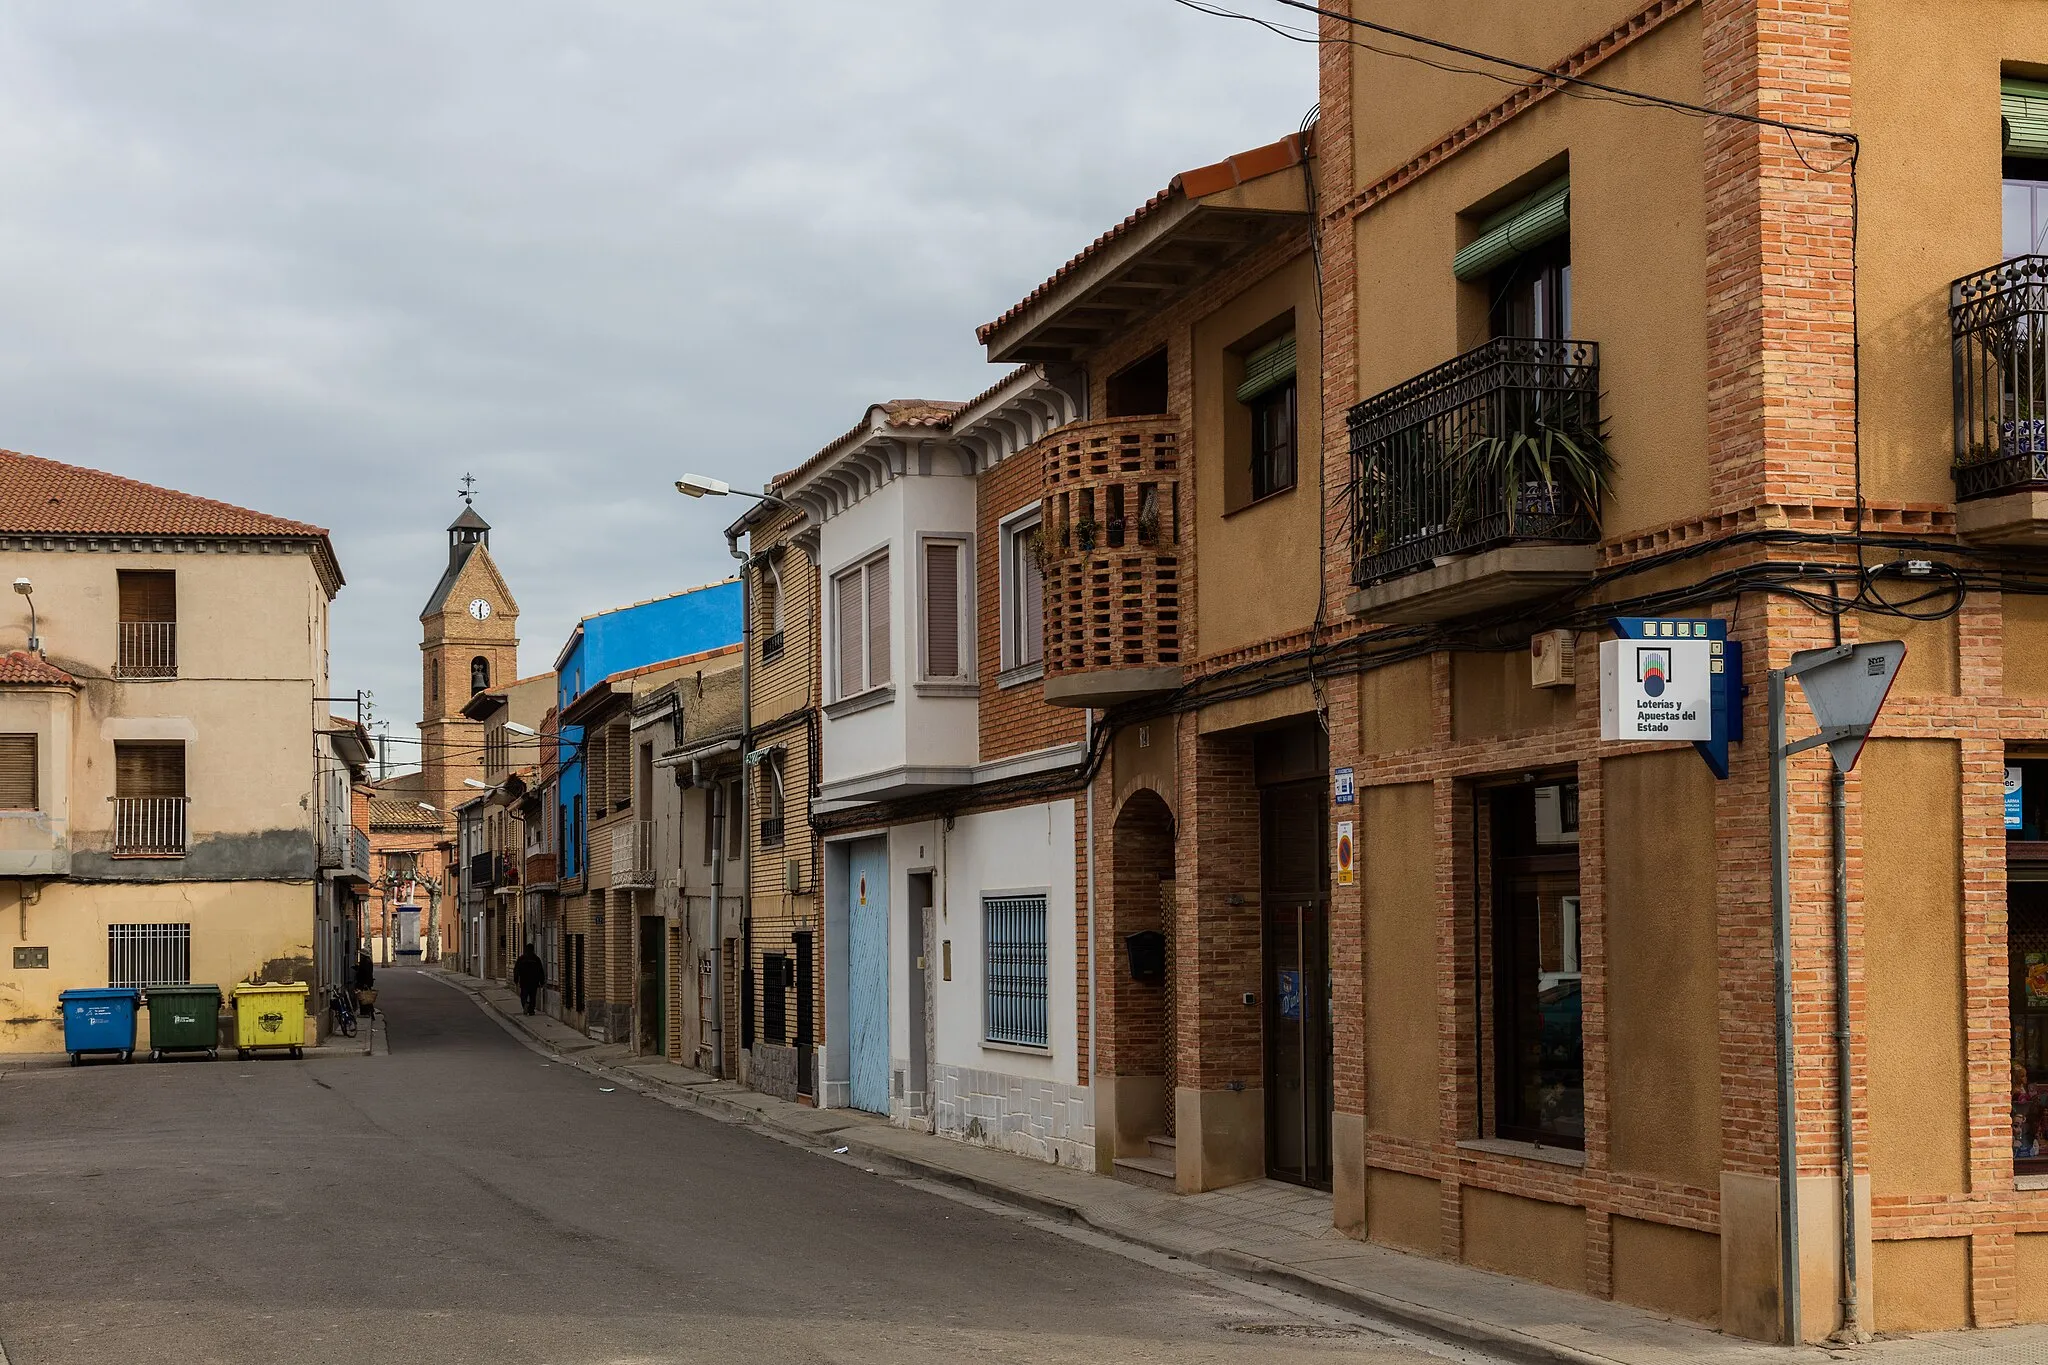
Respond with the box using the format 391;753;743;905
233;981;310;996
149;984;224;1001
58;988;141;1002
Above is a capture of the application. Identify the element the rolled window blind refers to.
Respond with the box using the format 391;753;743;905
1235;334;1297;405
1452;176;1570;282
117;570;176;623
2006;78;2048;160
924;542;961;679
0;734;36;810
836;568;864;695
867;555;891;687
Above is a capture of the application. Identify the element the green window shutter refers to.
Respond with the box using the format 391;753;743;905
2005;79;2048;160
1235;333;1297;405
1453;176;1570;282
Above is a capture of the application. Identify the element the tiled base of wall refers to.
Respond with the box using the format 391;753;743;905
746;1042;800;1102
897;1061;1094;1169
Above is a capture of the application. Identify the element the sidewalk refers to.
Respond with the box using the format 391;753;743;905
432;968;2043;1365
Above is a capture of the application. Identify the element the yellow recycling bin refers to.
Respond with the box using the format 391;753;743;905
233;982;309;1059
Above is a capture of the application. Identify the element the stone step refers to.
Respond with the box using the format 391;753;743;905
1112;1153;1178;1193
1145;1133;1177;1160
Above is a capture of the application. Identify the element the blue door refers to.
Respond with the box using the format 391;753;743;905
846;838;890;1114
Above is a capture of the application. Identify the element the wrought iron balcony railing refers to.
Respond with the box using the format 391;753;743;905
1348;337;1602;587
112;796;187;857
115;622;177;679
1953;255;2048;499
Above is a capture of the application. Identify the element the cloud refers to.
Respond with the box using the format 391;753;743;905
0;1;1312;758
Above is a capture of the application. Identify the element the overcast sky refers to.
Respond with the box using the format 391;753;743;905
0;3;1313;766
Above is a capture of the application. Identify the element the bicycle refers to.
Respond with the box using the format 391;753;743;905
328;983;358;1038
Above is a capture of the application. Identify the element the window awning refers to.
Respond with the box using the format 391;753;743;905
2006;78;2048;160
1236;333;1297;405
1453;176;1570;282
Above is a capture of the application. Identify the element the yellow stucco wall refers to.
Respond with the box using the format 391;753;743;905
1611;1216;1721;1327
1461;1186;1588;1293
1191;256;1323;658
2017;1233;2048;1324
1350;14;1710;541
1872;1237;1973;1334
1363;781;1438;1139
1358;657;1433;755
2005;594;2048;697
1603;751;1722;1188
0;878;315;1052
1450;652;1574;742
1861;740;1969;1196
1855;612;1957;697
1366;1166;1442;1256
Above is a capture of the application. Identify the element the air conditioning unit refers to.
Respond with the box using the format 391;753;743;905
1531;630;1577;689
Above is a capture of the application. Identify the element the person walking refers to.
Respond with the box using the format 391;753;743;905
513;943;545;1016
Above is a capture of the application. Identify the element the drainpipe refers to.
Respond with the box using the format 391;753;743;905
1826;605;1862;1344
1767;665;1802;1346
1084;708;1097;1095
705;759;726;1075
726;523;753;1082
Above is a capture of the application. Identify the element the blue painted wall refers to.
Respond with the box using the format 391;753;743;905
554;578;742;879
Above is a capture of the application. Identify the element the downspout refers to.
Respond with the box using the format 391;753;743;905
1084;708;1098;1096
706;760;726;1074
725;523;753;1081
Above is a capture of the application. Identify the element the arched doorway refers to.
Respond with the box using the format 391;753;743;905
1104;787;1176;1175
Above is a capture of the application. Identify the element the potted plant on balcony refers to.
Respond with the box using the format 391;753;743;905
1455;420;1612;529
1075;515;1099;554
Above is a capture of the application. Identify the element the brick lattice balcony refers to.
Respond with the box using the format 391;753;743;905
1038;417;1183;709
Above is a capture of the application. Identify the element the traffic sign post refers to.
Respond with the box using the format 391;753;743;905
1766;639;1905;1346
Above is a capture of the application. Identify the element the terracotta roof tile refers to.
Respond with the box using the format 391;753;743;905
975;130;1312;346
774;399;967;486
0;448;330;538
0;650;77;686
369;797;445;831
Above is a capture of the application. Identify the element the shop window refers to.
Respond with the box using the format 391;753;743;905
2012;882;2048;1173
1485;779;1584;1148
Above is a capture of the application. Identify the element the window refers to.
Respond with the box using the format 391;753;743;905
113;742;186;856
385;850;419;880
570;794;584;875
1491;236;1572;340
1002;513;1045;672
1485;780;1584;1148
701;785;716;865
108;923;190;988
759;555;786;661
470;656;490;695
921;538;968;682
984;894;1048;1048
759;752;786;848
0;734;37;810
1106;348;1169;417
833;553;891;698
1239;333;1299;502
430;656;442;709
2014;883;2048;1172
725;778;744;861
115;570;177;679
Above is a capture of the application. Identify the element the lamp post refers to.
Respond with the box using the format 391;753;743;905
12;578;41;655
676;474;790;1078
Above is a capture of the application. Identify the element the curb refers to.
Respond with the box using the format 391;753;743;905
437;971;1670;1365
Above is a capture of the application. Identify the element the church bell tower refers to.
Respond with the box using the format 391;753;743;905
418;486;519;823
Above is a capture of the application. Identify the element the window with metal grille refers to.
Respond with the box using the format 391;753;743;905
116;570;177;679
108;922;190;987
762;952;788;1044
112;742;186;856
984;894;1048;1048
0;734;37;810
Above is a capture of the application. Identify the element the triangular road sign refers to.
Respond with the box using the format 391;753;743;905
1788;640;1907;773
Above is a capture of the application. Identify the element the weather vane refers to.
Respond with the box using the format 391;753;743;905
458;473;477;505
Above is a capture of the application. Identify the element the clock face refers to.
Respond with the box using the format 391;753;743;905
468;598;492;621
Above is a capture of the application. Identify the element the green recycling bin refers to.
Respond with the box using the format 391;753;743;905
147;985;223;1060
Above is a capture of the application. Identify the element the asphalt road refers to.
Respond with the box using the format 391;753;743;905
0;969;1485;1365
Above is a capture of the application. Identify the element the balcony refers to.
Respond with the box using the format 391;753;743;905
760;815;785;848
524;852;557;888
1347;337;1602;623
115;622;177;680
323;827;373;883
469;850;496;891
609;820;654;890
1038;417;1183;709
1953;256;2048;542
112;796;186;858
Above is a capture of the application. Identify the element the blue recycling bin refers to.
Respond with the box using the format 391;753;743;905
58;988;142;1065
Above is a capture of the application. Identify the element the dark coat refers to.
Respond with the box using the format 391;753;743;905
513;951;545;991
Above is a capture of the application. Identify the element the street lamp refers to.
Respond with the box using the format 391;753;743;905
504;721;538;737
12;578;40;655
674;474;789;507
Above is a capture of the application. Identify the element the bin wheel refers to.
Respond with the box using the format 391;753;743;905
289;1046;302;1059
150;1050;161;1062
237;1048;250;1060
207;1049;218;1060
68;1053;79;1067
121;1050;132;1063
